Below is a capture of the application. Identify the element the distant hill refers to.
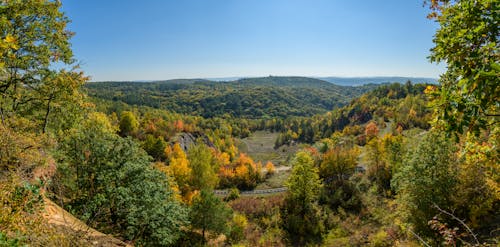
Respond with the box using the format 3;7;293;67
318;76;438;86
86;76;379;118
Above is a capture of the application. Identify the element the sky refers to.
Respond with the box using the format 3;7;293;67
61;0;446;81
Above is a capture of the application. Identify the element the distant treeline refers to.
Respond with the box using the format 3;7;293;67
86;76;379;118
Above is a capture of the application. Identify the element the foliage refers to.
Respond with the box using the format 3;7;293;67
0;122;47;177
453;129;499;228
0;0;86;133
187;142;219;190
318;146;363;211
365;121;379;140
275;82;432;146
219;153;263;190
281;151;325;245
428;0;499;135
227;213;248;244
86;76;378;119
190;189;232;241
265;161;275;177
224;187;240;202
142;134;167;161
118;111;139;136
366;138;392;194
54;113;188;245
165;143;193;202
392;130;458;242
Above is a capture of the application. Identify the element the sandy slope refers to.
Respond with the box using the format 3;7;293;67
43;198;131;247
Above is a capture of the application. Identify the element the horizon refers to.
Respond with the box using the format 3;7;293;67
62;1;446;81
88;75;439;83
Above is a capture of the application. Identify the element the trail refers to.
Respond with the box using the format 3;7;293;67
214;187;288;196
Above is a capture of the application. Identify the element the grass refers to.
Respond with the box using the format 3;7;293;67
255;170;291;190
236;131;299;166
236;131;301;189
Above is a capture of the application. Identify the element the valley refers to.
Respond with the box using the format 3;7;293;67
1;1;498;246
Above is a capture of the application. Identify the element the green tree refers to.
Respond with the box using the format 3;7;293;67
119;111;139;136
190;189;232;241
188;142;219;190
282;151;325;245
142;134;167;161
0;0;80;129
392;130;458;242
428;0;499;135
55;112;188;245
36;70;87;133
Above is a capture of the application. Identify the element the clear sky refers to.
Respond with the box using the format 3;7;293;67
61;0;446;81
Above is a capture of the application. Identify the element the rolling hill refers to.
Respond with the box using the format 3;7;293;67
318;76;438;86
86;76;379;118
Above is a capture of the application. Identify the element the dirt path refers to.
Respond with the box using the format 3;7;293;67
214;187;288;196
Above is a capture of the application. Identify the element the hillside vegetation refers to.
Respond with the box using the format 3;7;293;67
0;0;498;246
86;77;378;118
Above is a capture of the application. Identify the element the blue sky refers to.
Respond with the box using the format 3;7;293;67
62;0;445;81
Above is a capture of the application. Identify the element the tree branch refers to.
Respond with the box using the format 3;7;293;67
408;228;431;247
432;203;480;245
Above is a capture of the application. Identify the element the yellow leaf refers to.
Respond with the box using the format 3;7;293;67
4;34;16;43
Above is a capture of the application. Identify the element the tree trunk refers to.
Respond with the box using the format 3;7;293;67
42;98;51;133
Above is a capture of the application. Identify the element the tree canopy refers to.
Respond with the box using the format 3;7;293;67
428;0;499;135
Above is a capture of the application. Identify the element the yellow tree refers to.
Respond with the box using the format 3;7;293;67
166;143;192;203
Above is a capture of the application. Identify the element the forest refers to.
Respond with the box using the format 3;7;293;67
85;77;380;118
0;0;498;246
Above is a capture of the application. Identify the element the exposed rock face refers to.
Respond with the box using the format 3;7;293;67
176;132;215;152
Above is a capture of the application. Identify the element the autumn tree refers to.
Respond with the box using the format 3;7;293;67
0;0;84;131
319;146;362;211
427;0;499;135
165;143;192;202
265;161;275;176
119;111;139;136
282;151;325;245
366;138;391;194
365;121;379;140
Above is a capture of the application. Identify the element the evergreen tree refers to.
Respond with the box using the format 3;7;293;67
190;189;232;241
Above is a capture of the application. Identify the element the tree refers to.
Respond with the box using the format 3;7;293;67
282;151;325;245
319;147;357;182
392;130;458;242
166;143;192;202
119;111;139;136
0;0;81;129
56;112;188;245
319;146;362;211
190;189;232;241
36;70;87;133
187;142;219;190
366;138;391;194
428;0;499;135
365;121;379;140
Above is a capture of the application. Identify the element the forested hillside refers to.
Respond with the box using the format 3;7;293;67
86;77;378;118
0;0;498;247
